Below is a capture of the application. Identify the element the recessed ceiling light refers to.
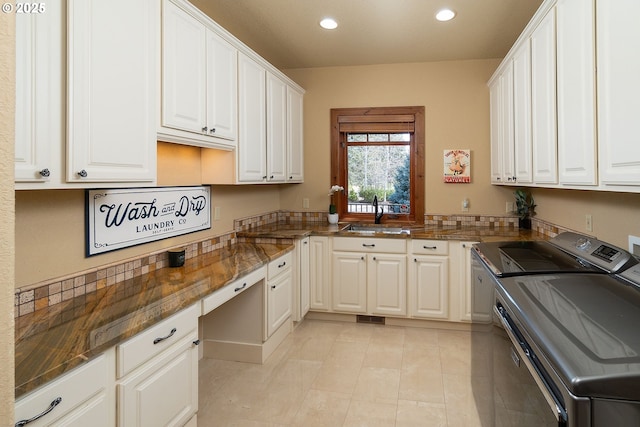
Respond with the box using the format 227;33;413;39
320;18;338;30
435;9;456;22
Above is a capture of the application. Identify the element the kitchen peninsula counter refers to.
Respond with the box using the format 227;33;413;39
14;241;293;398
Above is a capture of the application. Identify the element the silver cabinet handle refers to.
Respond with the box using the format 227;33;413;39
39;168;50;177
15;397;62;426
153;327;177;345
77;169;87;178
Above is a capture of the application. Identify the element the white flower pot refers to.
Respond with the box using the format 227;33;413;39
327;213;339;224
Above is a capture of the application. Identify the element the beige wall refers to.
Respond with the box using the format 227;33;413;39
280;60;514;216
15;182;281;288
1;9;15;424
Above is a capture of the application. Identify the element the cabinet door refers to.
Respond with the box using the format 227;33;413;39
15;352;114;427
557;0;597;186
597;0;640;186
461;242;492;323
266;72;287;182
118;334;198;427
15;4;62;184
299;237;311;319
267;270;292;337
332;252;367;313
531;9;558;184
368;254;407;316
489;79;504;184
489;64;514;184
310;236;331;311
513;41;533;185
409;255;449;319
162;0;206;135
287;86;304;182
238;53;267;182
206;28;237;142
67;0;157;183
500;61;515;184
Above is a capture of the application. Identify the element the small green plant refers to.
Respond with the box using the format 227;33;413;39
514;189;536;219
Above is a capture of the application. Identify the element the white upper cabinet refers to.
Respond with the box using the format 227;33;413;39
488;63;514;184
530;8;558;185
206;29;238;141
15;3;63;184
597;0;640;187
287;86;305;182
160;0;237;150
237;52;268;182
490;0;640;193
266;72;288;182
556;0;597;186
161;0;206;136
67;0;158;183
512;41;533;185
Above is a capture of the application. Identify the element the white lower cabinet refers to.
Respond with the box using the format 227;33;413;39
117;304;200;427
457;241;492;323
266;252;293;338
408;240;449;320
368;253;407;316
332;252;368;313
15;350;115;427
309;236;331;311
331;237;407;316
292;237;310;322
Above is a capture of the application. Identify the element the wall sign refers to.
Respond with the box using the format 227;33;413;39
443;149;471;183
86;186;211;256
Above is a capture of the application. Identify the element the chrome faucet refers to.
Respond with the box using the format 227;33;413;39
373;195;384;224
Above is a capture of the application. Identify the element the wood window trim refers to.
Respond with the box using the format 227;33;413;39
330;106;425;225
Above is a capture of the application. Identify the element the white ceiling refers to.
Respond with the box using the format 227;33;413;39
194;0;545;69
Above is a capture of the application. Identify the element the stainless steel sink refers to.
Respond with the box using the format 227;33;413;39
343;224;408;234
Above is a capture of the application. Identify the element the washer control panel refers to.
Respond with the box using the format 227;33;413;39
550;232;636;273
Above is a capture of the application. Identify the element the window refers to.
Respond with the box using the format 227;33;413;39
330;107;425;224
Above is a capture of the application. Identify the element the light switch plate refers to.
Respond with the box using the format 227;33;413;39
629;235;640;256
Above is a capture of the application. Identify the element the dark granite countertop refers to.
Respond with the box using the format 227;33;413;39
15;241;293;398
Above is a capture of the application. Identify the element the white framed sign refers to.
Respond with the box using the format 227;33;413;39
86;186;211;256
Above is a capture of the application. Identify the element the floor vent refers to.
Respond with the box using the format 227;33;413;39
356;315;385;325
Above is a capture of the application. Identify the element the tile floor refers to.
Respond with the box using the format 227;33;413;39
197;319;494;426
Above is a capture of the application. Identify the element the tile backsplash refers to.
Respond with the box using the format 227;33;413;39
15;210;567;318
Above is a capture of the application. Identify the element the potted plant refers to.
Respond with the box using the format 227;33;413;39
514;189;536;229
328;185;344;224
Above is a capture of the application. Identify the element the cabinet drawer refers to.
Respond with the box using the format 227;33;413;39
15;351;112;427
201;266;266;316
117;304;199;378
333;237;406;254
267;251;292;279
410;239;448;255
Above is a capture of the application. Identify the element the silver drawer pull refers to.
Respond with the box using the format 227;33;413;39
278;261;286;268
362;244;375;248
423;245;437;250
153;327;177;345
15;397;62;426
234;283;247;292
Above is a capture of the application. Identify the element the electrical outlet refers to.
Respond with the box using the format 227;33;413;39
504;202;516;213
585;214;593;232
303;198;309;209
461;198;469;212
214;206;221;221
